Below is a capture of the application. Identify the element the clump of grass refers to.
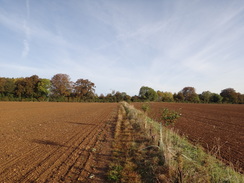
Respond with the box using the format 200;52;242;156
107;164;123;182
141;102;150;114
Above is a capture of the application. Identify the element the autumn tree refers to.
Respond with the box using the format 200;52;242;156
220;88;238;103
13;75;47;100
157;91;163;101
179;87;200;103
15;78;26;99
51;74;72;99
157;91;174;102
25;75;39;99
73;79;95;101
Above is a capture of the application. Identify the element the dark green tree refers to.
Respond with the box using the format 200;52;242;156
209;93;223;103
220;88;237;103
139;86;158;101
4;78;15;96
173;92;184;102
199;91;212;103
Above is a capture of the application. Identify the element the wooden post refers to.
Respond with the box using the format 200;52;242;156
159;123;163;150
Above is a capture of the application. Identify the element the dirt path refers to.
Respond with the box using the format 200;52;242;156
0;102;118;182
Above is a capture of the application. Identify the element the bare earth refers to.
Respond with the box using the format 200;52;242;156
0;102;118;182
133;102;244;172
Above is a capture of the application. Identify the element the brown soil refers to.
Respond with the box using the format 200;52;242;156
133;102;244;172
0;102;118;182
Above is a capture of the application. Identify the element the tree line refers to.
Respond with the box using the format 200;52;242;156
0;74;96;102
0;74;243;104
137;86;244;104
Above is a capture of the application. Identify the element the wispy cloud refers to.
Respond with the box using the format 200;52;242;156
22;0;30;58
0;0;244;94
22;20;30;57
22;38;30;58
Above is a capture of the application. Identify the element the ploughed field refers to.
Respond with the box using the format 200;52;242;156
134;102;244;172
0;102;118;182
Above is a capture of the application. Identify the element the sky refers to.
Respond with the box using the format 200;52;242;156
0;0;244;96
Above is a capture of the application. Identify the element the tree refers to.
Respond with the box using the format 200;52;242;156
199;91;212;103
105;93;116;102
123;94;131;102
157;91;164;101
179;87;199;102
173;92;184;102
163;92;174;102
0;78;6;94
25;75;39;99
131;95;140;102
0;78;6;100
157;91;174;102
237;93;244;104
51;74;72;98
73;79;95;101
98;94;105;102
114;91;123;102
37;79;51;100
220;88;237;103
15;78;26;99
210;93;223;103
4;78;15;95
139;86;158;101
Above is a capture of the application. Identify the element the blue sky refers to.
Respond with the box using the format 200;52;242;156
0;0;244;95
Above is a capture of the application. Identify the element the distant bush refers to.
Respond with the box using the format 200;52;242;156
161;108;181;126
141;102;150;114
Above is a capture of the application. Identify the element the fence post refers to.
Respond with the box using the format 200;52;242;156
159;123;163;149
144;117;147;129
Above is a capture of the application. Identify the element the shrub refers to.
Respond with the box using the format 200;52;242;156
107;164;123;182
161;108;181;126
